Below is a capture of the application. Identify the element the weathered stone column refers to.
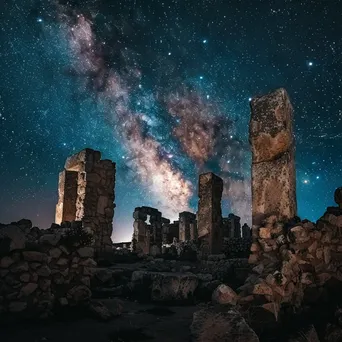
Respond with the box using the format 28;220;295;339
190;221;198;240
55;170;78;224
249;88;297;226
56;148;116;254
197;172;223;254
179;211;196;241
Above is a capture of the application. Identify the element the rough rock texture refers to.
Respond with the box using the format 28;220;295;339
238;191;342;318
191;307;259;342
249;88;297;226
197;172;223;255
131;271;198;302
179;212;197;242
212;284;238;305
132;207;163;255
55;148;116;254
0;220;96;318
55;170;78;224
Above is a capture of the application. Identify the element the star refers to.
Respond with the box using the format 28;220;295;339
308;61;313;66
303;179;309;184
37;18;43;23
199;76;203;80
203;39;207;44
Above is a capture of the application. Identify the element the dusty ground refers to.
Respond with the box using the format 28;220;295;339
0;299;198;342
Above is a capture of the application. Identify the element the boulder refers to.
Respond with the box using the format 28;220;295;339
89;299;123;321
22;251;46;262
67;285;92;303
89;300;113;321
77;247;94;258
212;284;238;305
0;225;26;252
190;307;259;342
131;271;198;302
20;283;38;297
39;233;61;246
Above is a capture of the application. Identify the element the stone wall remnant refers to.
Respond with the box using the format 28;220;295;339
249;88;297;226
179;211;197;241
242;223;251;238
55;148;116;254
55;170;78;224
239;188;342;317
197;172;223;254
132;206;163;254
0;220;95;318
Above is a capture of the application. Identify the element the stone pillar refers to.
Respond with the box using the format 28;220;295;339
179;211;196;241
197;172;223;254
249;88;297;226
55;170;78;224
190;221;198;240
242;223;251;238
56;148;116;254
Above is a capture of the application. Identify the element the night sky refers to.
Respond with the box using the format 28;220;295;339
1;0;342;242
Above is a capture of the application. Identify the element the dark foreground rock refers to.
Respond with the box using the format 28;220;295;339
190;306;259;342
131;271;198;302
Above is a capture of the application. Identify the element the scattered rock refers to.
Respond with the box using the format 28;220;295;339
191;307;259;342
212;284;238;305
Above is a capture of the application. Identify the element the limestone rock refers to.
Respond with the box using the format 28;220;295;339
67;285;92;303
0;256;15;268
0;225;26;252
191;307;259;342
131;271;198;302
49;248;62;259
250;88;297;225
212;284;238;305
20;283;38;297
77;247;94;258
39;233;61;246
22;251;46;262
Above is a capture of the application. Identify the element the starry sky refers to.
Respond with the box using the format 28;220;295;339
1;0;342;242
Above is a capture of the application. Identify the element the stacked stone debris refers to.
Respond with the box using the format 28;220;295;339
55;148;116;255
0;220;96;318
239;195;342;316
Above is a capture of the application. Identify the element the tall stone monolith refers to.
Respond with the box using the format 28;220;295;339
249;88;297;226
197;172;223;254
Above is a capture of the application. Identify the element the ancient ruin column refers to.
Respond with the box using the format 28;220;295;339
190;221;198;240
197;172;223;254
55;170;78;224
249;88;297;226
179;211;196;241
56;148;116;254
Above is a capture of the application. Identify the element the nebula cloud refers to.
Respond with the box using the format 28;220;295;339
166;87;251;224
58;12;192;218
54;3;251;224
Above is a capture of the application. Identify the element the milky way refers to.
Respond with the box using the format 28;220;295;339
1;0;342;241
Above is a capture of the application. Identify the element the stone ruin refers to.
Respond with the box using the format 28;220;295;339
179;212;197;241
55;148;116;254
131;206;167;255
249;88;297;226
4;87;342;342
197;172;224;255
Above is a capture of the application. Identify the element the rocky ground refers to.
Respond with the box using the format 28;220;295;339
0;299;198;342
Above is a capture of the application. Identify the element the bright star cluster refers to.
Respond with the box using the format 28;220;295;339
1;0;342;242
